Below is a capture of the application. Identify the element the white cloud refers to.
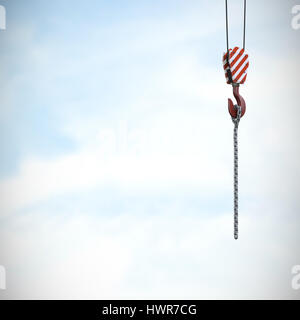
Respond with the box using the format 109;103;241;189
0;49;298;214
0;208;298;299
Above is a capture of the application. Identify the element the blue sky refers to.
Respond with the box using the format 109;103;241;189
0;0;300;299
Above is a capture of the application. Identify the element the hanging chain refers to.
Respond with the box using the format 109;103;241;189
232;105;242;240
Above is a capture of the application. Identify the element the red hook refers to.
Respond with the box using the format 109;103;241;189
228;85;246;118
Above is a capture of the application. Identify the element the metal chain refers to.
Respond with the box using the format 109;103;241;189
232;105;242;240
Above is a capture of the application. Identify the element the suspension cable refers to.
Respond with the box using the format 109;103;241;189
243;0;246;50
225;0;247;52
225;0;229;53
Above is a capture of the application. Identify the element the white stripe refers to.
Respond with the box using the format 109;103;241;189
231;54;248;73
223;48;238;65
223;47;242;68
228;48;243;67
232;58;248;79
234;66;248;83
233;64;248;83
237;73;247;84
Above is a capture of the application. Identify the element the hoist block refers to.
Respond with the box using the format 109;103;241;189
223;47;249;85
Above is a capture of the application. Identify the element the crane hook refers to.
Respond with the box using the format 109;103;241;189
228;84;246;119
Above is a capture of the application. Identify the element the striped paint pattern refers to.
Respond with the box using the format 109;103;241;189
223;47;249;84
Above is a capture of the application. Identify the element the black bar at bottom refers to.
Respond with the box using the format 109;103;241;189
0;300;296;319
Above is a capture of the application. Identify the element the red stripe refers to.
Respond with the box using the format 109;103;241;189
223;47;239;69
234;62;249;82
223;47;238;62
230;47;239;59
239;73;247;84
229;49;245;70
231;54;248;77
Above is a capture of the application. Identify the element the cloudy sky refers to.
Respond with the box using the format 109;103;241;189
0;0;299;299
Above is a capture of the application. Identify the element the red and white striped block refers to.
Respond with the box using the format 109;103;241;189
223;47;249;84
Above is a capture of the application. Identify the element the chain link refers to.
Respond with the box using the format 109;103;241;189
232;105;242;240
